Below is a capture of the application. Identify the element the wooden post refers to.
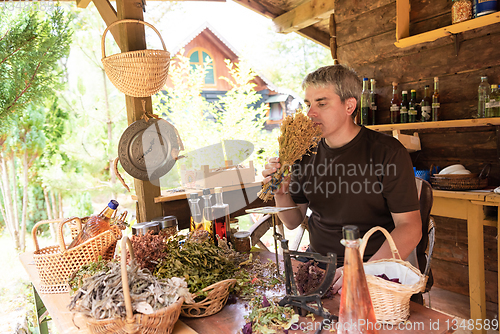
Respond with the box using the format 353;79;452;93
114;0;163;222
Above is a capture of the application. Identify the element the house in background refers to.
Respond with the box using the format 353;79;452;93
165;22;301;130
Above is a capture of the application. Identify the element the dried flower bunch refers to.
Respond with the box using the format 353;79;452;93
258;109;322;202
128;231;168;272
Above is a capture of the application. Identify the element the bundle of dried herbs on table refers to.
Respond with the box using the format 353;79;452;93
68;256;114;292
154;235;238;300
68;261;193;319
258;109;322;202
127;231;168;272
234;255;284;301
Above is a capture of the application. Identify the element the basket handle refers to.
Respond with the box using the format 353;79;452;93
31;218;65;251
58;217;83;252
101;19;167;59
359;226;402;261
120;236;136;323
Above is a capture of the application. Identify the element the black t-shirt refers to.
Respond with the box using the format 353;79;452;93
290;126;420;262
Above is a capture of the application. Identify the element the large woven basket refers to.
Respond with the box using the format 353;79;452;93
101;19;170;97
359;226;427;324
84;237;184;334
430;173;488;190
180;279;237;318
32;217;122;294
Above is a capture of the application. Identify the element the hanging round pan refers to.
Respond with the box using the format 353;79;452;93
118;118;182;181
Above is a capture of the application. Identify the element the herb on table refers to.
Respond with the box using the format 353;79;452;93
243;296;299;334
294;260;334;298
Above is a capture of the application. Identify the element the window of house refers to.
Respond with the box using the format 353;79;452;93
269;103;282;120
188;48;215;86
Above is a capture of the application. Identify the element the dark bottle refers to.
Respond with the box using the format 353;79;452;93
188;192;203;231
390;82;400;124
338;225;378;334
400;90;409;123
212;186;231;246
408;90;418;123
202;188;214;240
369;79;377;125
421;85;432;122
360;78;370;125
432;77;440;121
68;200;118;249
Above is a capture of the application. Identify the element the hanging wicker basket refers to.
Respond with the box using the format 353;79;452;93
83;237;184;334
101;19;170;97
360;226;427;324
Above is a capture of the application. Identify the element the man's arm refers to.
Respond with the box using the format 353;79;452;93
274;194;308;230
368;210;422;262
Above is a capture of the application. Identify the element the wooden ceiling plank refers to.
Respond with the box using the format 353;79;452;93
273;0;336;34
76;0;92;8
92;0;121;49
232;0;280;19
296;26;330;48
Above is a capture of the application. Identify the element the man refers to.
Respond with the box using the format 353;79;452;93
262;65;422;293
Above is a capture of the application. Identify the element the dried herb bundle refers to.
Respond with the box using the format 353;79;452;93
243;296;298;334
234;257;284;301
294;260;334;298
154;235;237;296
258;109;322;201
68;261;193;319
68;256;114;292
128;232;167;272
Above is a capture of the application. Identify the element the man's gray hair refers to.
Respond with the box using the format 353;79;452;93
302;65;362;119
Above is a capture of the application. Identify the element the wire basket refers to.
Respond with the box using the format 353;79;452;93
101;19;170;97
32;217;122;294
83;237;184;334
180;279;237;317
359;226;427;324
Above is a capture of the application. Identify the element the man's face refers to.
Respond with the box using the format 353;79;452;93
304;85;352;140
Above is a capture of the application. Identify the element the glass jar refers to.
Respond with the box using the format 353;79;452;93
233;231;251;253
152;215;178;238
452;0;473;24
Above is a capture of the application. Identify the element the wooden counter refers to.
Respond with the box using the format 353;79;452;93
21;250;455;334
431;189;500;334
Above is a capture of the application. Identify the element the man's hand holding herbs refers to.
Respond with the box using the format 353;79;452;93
262;157;291;196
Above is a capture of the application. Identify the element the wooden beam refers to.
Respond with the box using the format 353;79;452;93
114;0;163;223
76;0;92;8
296;26;330;48
396;0;410;41
273;0;335;34
92;0;120;49
231;0;281;19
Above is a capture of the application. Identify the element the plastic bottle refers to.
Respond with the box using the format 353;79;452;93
68;200;119;249
202;188;214;240
338;225;378;334
360;78;370;125
212;186;231;246
188;192;203;231
478;76;490;118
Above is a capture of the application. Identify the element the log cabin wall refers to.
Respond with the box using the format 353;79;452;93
334;0;500;302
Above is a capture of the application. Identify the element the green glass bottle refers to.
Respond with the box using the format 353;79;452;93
409;90;418;123
400;90;409;123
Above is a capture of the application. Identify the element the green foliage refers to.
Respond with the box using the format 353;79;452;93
26;184;48;232
0;7;72;128
67;191;94;218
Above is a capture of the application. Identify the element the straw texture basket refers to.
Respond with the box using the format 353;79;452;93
359;226;427;324
180;279;237;318
32;217;121;294
101;19;170;97
430;173;488;190
84;237;184;334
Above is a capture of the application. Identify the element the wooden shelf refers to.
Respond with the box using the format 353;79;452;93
367;117;500;132
394;1;500;48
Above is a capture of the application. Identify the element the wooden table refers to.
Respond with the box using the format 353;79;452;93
21;250;455;334
431;189;500;334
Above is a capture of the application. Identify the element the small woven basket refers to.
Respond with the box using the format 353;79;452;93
32;217;122;294
359;226;427;324
430;173;488;190
101;19;170;97
180;279;237;318
83;237;184;334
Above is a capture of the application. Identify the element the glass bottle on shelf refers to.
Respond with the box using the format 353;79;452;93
475;0;497;17
409;90;418;123
212;187;231;246
360;78;370;125
421;85;432;122
390;82;400;124
338;225;378;334
68;200;118;249
478;76;490;118
202;188;214;241
188;192;203;231
432;77;440;121
369;79;377;125
487;84;500;117
452;0;473;24
400;90;409;123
